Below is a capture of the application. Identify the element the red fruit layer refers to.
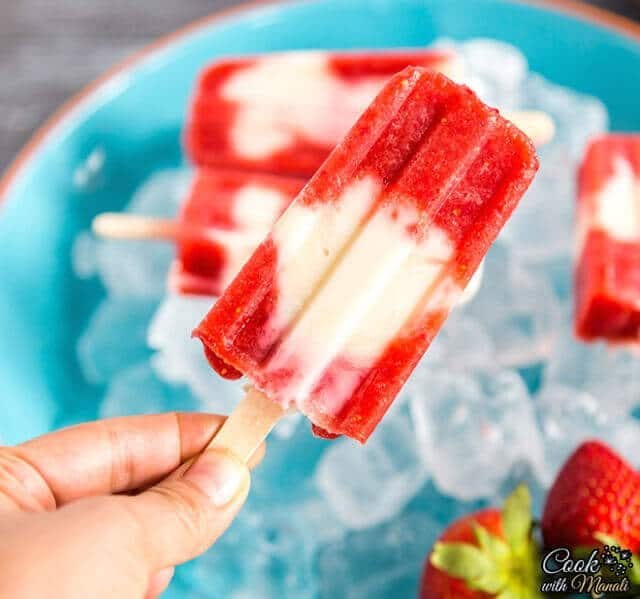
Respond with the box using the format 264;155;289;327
575;231;640;341
579;134;640;198
542;440;640;553
185;50;455;177
194;68;538;442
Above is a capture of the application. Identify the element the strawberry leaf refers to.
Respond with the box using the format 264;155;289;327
502;484;532;553
513;536;544;598
431;537;515;595
430;541;494;582
468;570;506;594
497;587;543;599
630;554;640;585
432;539;507;594
431;491;543;598
594;532;640;584
474;523;510;562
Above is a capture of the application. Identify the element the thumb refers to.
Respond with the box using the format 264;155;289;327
125;447;251;570
0;449;251;599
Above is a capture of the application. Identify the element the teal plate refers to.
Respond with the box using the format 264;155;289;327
0;0;639;595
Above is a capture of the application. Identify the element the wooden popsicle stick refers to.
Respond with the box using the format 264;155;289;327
207;386;286;463
505;110;555;146
92;212;263;248
92;212;182;241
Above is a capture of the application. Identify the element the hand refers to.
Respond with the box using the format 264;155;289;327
0;412;263;598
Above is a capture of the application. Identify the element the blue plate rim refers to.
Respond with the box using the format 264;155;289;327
0;0;639;205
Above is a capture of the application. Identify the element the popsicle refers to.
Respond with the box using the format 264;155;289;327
194;67;539;451
93;168;304;297
185;49;551;177
169;168;304;295
575;134;640;344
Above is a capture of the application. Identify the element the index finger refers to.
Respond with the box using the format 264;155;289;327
1;412;234;509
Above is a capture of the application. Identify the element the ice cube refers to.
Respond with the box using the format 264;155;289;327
147;293;212;352
77;297;156;384
544;326;640;417
317;512;440;599
535;383;640;482
501;72;607;266
99;361;195;418
95;238;173;298
315;406;427;530
128;168;193;217
148;294;242;414
500;148;576;264
72;231;99;279
606;422;640;469
524;253;574;305
421;311;495;373
461;244;561;368
458;39;528;108
272;412;303;440
410;367;544;500
491;461;547;518
150;348;242;416
520;74;608;160
94;169;192;298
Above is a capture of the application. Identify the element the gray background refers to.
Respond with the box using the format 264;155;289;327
1;0;639;173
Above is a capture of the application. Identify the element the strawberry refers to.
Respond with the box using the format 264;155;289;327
421;509;502;599
542;440;640;554
421;486;542;598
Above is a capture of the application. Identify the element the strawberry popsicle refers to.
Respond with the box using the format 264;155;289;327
185;49;552;178
93;168;304;297
185;49;464;176
575;134;640;344
170;168;303;296
194;67;539;443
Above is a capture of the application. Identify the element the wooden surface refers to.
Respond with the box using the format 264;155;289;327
0;0;638;173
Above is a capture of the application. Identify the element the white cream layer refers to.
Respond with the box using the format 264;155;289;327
232;183;289;230
205;182;290;290
266;176;462;413
593;157;640;240
579;156;640;252
222;52;456;160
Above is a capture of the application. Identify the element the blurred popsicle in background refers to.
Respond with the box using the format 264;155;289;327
94;168;304;297
575;134;640;345
185;49;553;176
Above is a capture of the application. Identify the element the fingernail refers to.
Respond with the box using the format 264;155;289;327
183;449;247;507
